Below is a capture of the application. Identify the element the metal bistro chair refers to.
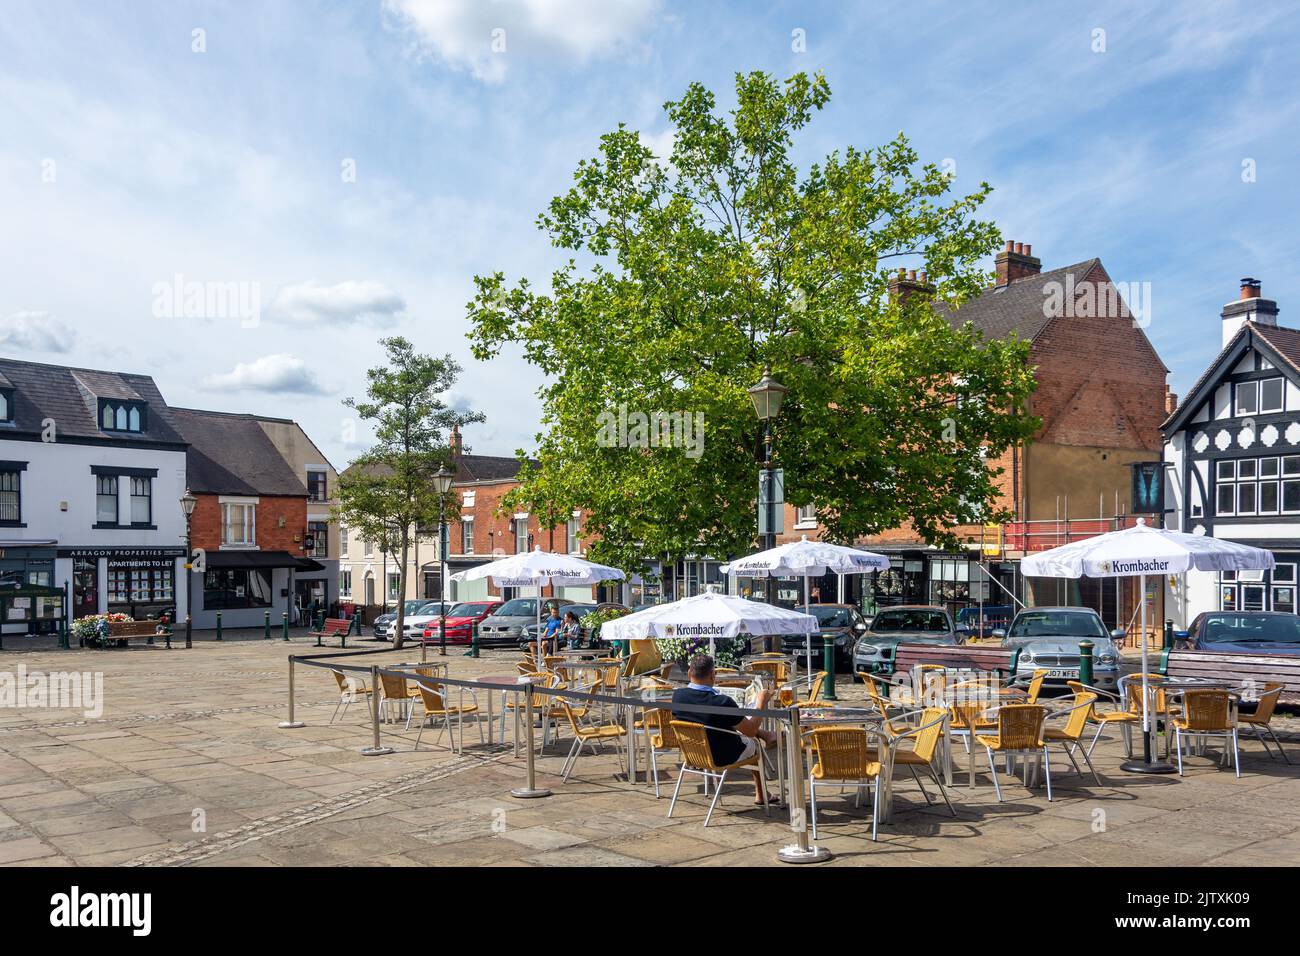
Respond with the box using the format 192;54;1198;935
1172;690;1240;778
667;721;771;827
889;708;957;816
633;703;679;797
413;677;482;752
804;724;888;841
378;670;422;730
1079;679;1144;759
779;671;827;708
974;704;1052;802
1237;682;1289;763
1043;691;1104;786
558;699;628;782
329;668;371;724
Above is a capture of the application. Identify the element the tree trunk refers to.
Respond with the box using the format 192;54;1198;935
392;534;410;650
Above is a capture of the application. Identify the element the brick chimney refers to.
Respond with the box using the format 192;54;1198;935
1221;277;1280;348
995;240;1042;286
888;267;934;306
450;423;463;458
1164;384;1178;416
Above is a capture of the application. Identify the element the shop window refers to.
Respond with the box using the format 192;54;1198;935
203;568;272;608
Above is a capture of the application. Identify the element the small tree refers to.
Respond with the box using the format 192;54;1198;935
336;337;483;649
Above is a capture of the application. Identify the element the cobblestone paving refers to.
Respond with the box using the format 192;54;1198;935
1;631;1296;866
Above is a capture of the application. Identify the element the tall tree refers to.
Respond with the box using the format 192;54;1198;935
336;337;483;649
467;72;1038;572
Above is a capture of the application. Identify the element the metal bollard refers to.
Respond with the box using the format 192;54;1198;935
282;612;289;642
777;706;831;863
264;611;270;640
361;665;394;756
278;657;305;728
471;620;480;658
1163;619;1174;650
822;635;837;700
1078;640;1094;688
215;612;223;641
510;683;552;799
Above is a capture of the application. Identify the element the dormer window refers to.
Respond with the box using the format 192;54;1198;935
0;388;13;423
99;399;147;433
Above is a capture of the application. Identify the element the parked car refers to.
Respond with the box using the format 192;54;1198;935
996;606;1123;692
853;605;962;677
782;604;869;672
1179;610;1300;655
394;602;456;641
955;604;1015;640
419;600;503;644
372;599;441;640
476;597;576;647
522;602;632;648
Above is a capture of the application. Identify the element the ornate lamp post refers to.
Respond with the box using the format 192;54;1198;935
434;465;455;656
747;369;787;606
179;489;197;649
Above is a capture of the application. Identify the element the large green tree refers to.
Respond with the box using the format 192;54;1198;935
467;72;1038;573
335;337;483;648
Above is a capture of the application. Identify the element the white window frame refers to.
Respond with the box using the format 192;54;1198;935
1260;376;1284;413
219;496;259;549
567;512;581;554
794;504;817;529
1235;380;1259;416
462;516;475;554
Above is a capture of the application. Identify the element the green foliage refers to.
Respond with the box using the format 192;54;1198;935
654;636;746;670
335;336;483;647
468;71;1038;565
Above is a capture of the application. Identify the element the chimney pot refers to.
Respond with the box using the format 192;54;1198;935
1004;240;1013;252
907;270;916;280
995;239;1042;286
1023;244;1031;256
1240;277;1261;300
1013;242;1023;254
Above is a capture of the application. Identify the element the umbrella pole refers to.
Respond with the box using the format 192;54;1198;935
804;572;812;687
1121;571;1175;774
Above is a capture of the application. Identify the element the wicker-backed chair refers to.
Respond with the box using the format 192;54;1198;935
780;671;827;707
1172;690;1240;777
413;678;481;752
631;705;679;797
667;721;770;827
558;700;628;782
1237;683;1289;763
974;704;1052;802
1043;691;1104;785
747;658;792;685
1021;669;1049;704
378;670;422;729
329;669;370;724
804;725;885;840
889;708;956;816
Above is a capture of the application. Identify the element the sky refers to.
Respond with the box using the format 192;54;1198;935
2;0;1299;468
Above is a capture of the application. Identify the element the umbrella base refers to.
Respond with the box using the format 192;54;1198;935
510;787;552;799
777;843;832;864
1119;759;1177;775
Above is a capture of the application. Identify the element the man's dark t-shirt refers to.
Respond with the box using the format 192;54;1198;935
672;686;746;766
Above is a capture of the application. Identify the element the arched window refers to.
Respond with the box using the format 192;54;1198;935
102;404;115;429
0;392;7;420
115;406;127;430
128;407;141;431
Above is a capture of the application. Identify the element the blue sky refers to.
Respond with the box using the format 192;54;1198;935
2;0;1298;467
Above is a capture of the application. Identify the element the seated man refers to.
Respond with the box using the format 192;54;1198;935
671;653;779;804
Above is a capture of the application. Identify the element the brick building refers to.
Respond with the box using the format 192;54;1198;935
768;241;1169;624
167;407;323;629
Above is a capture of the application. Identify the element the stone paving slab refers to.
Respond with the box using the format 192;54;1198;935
1;635;1297;866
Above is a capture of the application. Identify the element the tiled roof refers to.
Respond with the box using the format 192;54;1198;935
342;452;528;485
1251;323;1300;373
937;259;1102;341
0;356;187;446
166;407;306;496
1162;321;1300;432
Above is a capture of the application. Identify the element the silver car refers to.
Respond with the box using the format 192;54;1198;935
996;606;1123;692
477;597;575;646
853;605;963;678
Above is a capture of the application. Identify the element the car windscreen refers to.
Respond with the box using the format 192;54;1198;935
496;599;536;616
448;603;492;616
797;606;852;627
1008;611;1107;639
871;610;948;632
565;605;597;617
1200;614;1300;643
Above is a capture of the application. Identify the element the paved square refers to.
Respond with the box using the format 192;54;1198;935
2;634;1297;866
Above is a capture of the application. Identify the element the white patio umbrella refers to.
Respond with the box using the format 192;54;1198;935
721;536;890;680
449;548;625;665
601;591;818;666
1020;518;1274;773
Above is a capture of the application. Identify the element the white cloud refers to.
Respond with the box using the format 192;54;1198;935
0;311;75;353
204;354;329;395
383;0;661;83
269;280;407;326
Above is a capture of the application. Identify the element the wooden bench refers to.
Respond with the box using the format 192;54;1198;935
1163;649;1300;705
891;642;1019;679
310;617;353;648
99;619;169;648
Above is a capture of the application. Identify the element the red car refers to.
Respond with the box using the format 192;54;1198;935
421;601;504;644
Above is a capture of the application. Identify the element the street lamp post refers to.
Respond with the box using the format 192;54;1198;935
748;369;787;608
434;465;454;657
179;489;197;650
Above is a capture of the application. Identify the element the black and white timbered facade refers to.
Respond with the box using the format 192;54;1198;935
1163;279;1300;624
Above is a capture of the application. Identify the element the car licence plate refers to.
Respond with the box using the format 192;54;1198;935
1046;668;1077;679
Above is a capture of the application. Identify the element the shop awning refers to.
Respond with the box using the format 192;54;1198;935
206;551;308;570
296;558;325;572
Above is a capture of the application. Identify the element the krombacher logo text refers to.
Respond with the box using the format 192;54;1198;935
1101;558;1170;574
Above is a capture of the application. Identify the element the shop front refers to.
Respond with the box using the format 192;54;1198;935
56;546;185;624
